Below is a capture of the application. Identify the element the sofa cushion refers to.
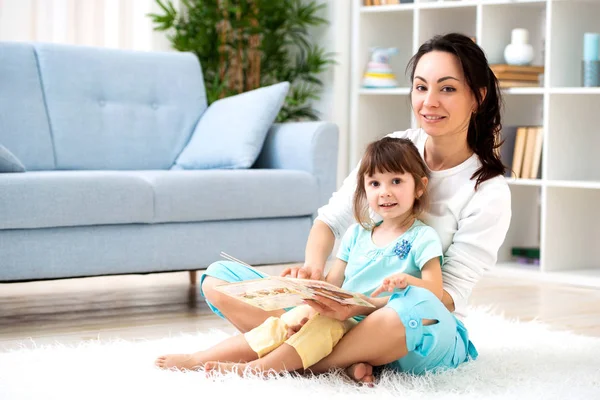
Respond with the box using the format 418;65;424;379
33;43;207;170
0;42;55;171
0;144;26;173
134;169;319;223
173;82;289;170
0;171;154;230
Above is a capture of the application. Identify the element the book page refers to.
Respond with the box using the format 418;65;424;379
215;277;375;311
214;278;306;311
215;253;375;310
279;277;375;308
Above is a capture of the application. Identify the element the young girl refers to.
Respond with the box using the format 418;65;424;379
155;137;448;376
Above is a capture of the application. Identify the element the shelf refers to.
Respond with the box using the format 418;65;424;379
547;95;600;181
506;178;543;186
502;87;545;95
359;4;414;13
480;0;547;7
358;87;411;95
506;179;600;189
351;0;600;287
419;5;477;47
418;0;478;10
493;263;600;289
550;87;600;95
546;180;600;190
549;1;600;87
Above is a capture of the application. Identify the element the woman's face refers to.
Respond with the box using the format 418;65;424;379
411;51;477;139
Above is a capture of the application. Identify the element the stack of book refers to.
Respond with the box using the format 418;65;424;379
512;247;540;266
499;126;543;179
491;64;544;88
364;0;405;5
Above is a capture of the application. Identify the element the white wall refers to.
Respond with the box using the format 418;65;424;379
0;0;351;185
310;0;352;185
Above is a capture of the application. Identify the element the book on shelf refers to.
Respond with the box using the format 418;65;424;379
500;126;543;179
491;64;544;88
214;252;374;311
498;80;541;88
494;72;541;82
499;126;518;176
491;64;545;75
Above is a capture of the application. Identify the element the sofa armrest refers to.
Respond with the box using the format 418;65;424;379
254;121;339;209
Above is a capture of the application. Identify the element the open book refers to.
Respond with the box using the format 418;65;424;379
214;252;375;311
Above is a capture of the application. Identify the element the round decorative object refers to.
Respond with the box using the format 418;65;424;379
504;28;534;66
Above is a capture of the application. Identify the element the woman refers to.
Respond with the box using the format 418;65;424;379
199;33;511;382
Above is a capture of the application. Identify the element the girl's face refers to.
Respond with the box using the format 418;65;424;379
411;51;477;139
364;170;424;223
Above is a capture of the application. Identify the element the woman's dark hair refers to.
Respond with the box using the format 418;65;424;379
353;137;430;230
407;33;505;189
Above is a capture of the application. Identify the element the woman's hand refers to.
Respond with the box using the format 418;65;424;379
371;273;409;297
281;264;323;280
304;295;374;321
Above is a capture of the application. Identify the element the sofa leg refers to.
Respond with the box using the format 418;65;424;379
189;270;197;285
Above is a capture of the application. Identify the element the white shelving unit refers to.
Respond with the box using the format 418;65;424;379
350;0;600;288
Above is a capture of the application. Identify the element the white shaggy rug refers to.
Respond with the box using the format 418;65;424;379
1;308;599;400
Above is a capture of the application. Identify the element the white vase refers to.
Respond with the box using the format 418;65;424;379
504;28;534;66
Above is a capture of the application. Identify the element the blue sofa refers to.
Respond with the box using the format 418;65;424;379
0;42;338;282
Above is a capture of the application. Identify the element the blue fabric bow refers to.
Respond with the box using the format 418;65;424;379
393;239;411;260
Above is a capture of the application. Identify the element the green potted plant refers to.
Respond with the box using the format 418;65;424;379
149;0;335;122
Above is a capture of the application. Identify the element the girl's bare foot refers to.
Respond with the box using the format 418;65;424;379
204;361;247;377
154;354;203;370
345;362;374;385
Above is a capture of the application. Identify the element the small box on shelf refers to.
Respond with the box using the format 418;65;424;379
512;247;540;267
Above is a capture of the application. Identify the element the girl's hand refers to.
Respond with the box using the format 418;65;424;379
303;295;372;321
371;273;409;297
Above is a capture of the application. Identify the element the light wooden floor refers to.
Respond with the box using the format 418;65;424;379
1;265;600;350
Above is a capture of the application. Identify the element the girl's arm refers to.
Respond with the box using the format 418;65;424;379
404;258;443;300
304;293;390;321
371;257;443;300
310;256;394;320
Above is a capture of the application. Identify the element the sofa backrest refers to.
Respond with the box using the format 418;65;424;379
0;42;56;171
0;42;208;171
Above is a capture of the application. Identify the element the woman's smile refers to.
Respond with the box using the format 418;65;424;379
420;114;446;124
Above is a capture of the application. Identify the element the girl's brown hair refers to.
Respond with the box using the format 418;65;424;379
353;137;430;230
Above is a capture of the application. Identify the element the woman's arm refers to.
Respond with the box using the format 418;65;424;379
282;220;336;280
283;166;360;280
441;179;512;315
324;257;348;288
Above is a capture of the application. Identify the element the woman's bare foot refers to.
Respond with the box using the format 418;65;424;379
204;361;248;376
345;362;374;385
154;354;203;370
